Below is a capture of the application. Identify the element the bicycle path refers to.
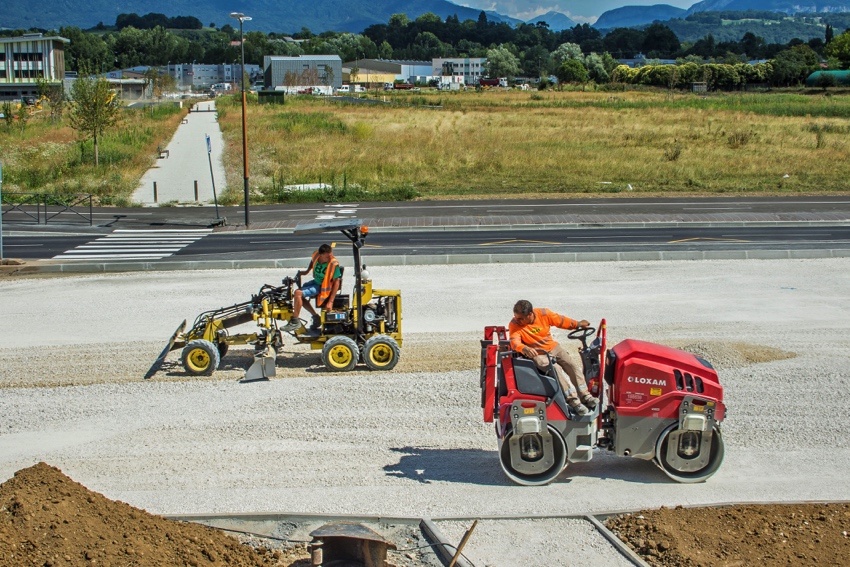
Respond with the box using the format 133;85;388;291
132;101;227;205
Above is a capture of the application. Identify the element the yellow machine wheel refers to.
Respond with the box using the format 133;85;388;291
362;334;400;371
321;336;359;372
181;340;220;376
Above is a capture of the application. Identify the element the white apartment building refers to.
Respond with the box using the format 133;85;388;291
432;57;487;84
0;33;68;100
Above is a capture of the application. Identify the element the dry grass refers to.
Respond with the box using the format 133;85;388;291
0;103;187;205
216;89;850;203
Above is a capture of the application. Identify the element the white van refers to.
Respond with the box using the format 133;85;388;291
337;85;350;93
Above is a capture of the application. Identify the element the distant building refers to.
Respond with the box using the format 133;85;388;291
433;57;487;84
0;33;69;100
342;59;431;85
103;63;262;91
172;63;261;90
263;55;342;90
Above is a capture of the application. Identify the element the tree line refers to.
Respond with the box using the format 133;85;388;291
3;10;848;87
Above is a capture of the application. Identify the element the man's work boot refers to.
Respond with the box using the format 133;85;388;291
282;317;302;332
568;398;591;416
580;393;598;410
310;315;322;330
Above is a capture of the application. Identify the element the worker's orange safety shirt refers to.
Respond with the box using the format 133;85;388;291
310;251;340;308
509;308;579;354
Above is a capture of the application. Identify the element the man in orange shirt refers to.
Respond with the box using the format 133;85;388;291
509;299;598;416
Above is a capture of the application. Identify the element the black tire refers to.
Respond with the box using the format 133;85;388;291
217;341;229;359
499;425;567;486
181;339;221;376
655;424;725;483
362;335;400;371
321;336;359;372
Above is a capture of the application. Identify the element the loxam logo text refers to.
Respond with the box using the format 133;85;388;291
628;376;667;387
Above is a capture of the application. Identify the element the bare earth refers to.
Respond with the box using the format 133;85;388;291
606;503;850;567
0;463;294;567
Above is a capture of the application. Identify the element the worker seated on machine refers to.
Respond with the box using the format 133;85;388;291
285;243;341;331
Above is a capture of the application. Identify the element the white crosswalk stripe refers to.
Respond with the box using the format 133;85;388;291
316;203;359;220
50;229;212;261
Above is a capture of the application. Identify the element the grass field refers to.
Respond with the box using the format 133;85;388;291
0;103;186;206
214;88;850;204
3;89;849;206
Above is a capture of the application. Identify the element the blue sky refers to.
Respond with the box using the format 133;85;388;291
458;1;696;23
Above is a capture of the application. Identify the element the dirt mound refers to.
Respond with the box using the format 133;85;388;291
671;341;796;370
606;503;850;567
0;463;291;567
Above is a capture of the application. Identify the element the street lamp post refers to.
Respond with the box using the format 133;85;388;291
230;11;252;227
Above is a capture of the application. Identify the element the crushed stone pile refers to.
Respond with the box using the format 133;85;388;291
606;503;850;567
672;341;796;370
0;463;287;567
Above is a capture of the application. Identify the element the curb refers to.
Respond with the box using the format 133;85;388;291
4;248;850;275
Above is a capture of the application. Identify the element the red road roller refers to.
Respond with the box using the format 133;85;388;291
480;321;726;485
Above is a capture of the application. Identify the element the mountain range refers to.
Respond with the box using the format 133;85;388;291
594;5;687;29
526;11;577;31
5;0;850;36
1;0;520;33
594;0;850;29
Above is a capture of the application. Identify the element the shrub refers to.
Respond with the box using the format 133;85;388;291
727;130;754;148
664;143;683;161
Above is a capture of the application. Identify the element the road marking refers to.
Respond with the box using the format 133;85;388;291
480;238;562;246
669;237;751;243
50;229;212;261
317;204;359;220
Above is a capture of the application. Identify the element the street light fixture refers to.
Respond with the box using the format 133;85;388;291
230;11;252;227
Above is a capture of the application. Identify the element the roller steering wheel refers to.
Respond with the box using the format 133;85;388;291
567;326;596;346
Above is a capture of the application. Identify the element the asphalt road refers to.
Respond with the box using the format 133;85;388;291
5;225;850;262
3;196;850;231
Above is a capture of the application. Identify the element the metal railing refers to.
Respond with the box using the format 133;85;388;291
1;192;93;225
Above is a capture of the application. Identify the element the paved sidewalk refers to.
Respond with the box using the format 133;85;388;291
132;101;227;205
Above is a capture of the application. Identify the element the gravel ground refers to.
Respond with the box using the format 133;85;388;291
2;259;849;565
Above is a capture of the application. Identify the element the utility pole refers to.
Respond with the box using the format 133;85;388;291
230;12;252;227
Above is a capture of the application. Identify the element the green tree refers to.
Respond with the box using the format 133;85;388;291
584;53;609;83
59;26;113;72
484;45;521;79
1;102;13;131
556;59;588;85
825;31;850;68
642;23;680;58
69;67;121;166
552;42;583;66
37;76;67;124
16;102;29;135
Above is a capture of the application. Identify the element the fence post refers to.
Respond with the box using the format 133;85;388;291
194;180;198;202
153;182;158;203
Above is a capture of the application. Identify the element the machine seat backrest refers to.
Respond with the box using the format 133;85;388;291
512;358;560;398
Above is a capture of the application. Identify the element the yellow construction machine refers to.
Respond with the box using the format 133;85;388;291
146;220;402;381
